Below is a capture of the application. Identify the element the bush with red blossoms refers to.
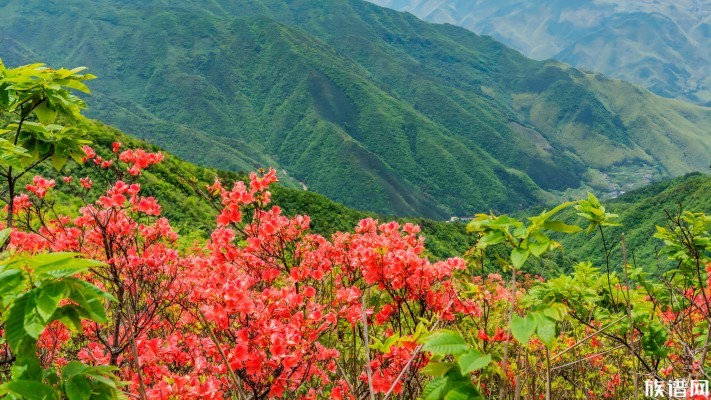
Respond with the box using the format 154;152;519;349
3;140;711;400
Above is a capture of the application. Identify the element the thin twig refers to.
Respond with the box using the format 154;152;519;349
382;321;441;400
198;309;247;400
622;233;639;398
362;288;376;400
551;343;629;372
552;316;627;361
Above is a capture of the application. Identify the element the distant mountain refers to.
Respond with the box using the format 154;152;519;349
369;0;711;106
2;0;711;218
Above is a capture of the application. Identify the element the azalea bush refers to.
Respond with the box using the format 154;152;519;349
1;59;711;400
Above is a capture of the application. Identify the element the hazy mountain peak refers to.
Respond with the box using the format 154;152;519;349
369;0;711;105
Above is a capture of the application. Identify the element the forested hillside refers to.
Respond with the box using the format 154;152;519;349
29;119;473;259
3;0;711;218
558;172;711;267
369;0;711;105
2;56;711;400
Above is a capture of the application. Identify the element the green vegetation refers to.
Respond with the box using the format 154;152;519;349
28;119;473;260
558;172;711;269
372;0;711;105
0;231;124;399
2;0;711;218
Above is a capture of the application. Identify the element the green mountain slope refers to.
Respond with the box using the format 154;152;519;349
369;0;711;105
2;0;711;218
558;172;711;269
29;119;473;259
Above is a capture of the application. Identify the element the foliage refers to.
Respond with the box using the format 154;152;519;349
558;172;711;268
0;229;124;399
0;58;94;230
3;0;711;217
371;0;711;105
1;55;711;399
1;133;710;399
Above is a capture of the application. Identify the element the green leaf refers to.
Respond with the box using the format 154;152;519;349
422;376;448;400
31;253;104;280
490;215;520;227
0;228;11;247
421;330;469;356
511;314;536;344
50;152;68;172
64;375;92;400
36;282;68;322
6;293;35;352
444;385;482;400
541;303;568;321
33;102;58;124
477;231;506;248
534;313;556;347
538;201;577;222
527;233;550;257
510;247;530;268
420;362;455;377
61;362;90;379
542;220;582;233
67;279;112;324
51;306;83;332
0;380;58;400
23;292;45;340
0;269;26;304
458;349;492;375
12;353;43;381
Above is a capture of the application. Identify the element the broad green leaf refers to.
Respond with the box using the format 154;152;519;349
36;283;68;321
65;375;92;400
31;253;104;280
12;353;43;381
477;231;506;248
490;215;520;227
511;314;536;344
33;102;58;124
0;380;57;400
541;303;568;321
458;349;492;375
50;152;68;172
538;201;577;222
23;292;45;340
51;306;83;332
534;313;556;347
542;220;582;233
527;233;550;257
510;247;530;268
0;228;11;247
443;385;482;400
423;376;448;400
61;362;90;379
420;362;455;377
67;280;112;324
421;330;469;356
53;78;92;94
6;293;34;352
0;269;25;304
43;368;60;385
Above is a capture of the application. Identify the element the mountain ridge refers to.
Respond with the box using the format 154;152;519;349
2;0;711;218
368;0;711;105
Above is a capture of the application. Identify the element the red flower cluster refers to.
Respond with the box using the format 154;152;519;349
6;142;483;399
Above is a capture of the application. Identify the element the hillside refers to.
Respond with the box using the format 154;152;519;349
369;0;711;105
3;0;711;218
29;119;473;259
558;172;711;269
